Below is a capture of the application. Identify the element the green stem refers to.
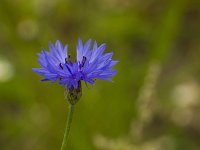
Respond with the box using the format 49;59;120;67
61;105;74;150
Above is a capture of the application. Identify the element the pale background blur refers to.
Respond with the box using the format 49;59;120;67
0;0;200;150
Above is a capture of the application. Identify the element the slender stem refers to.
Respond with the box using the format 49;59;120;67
61;105;74;150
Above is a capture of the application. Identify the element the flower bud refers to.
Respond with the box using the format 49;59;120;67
65;81;82;105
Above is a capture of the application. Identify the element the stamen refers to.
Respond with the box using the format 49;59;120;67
66;65;72;74
65;54;71;63
59;63;63;69
81;56;86;67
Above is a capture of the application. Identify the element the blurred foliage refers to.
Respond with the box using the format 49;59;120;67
0;0;200;150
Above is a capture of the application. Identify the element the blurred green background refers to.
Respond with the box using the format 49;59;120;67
0;0;200;149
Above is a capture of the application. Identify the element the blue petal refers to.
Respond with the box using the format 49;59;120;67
32;68;49;75
55;40;66;62
83;39;92;57
89;42;106;63
109;60;118;68
97;70;117;80
76;38;83;62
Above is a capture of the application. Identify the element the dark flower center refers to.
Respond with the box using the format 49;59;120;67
81;56;86;67
59;63;63;69
59;55;72;70
65;54;73;65
65;54;71;63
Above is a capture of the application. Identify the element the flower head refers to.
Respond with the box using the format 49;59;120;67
33;39;118;89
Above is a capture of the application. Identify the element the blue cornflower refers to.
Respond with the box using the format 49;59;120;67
33;39;118;149
33;39;117;89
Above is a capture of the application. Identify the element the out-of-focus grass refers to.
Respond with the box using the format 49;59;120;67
0;0;200;150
